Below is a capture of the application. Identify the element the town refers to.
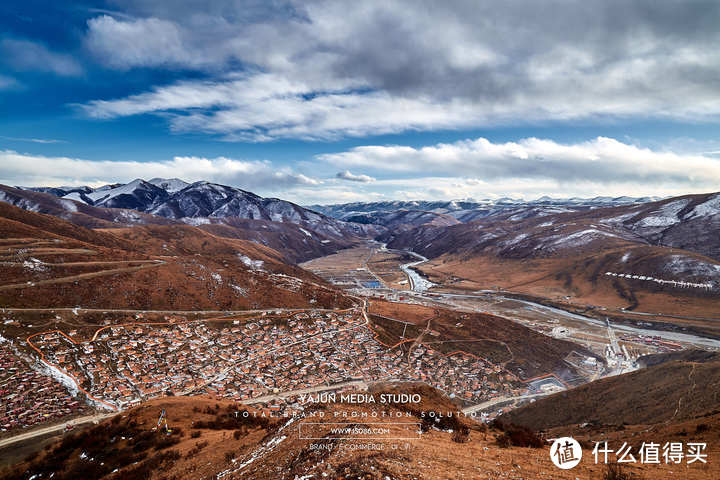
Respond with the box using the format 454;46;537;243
26;309;521;415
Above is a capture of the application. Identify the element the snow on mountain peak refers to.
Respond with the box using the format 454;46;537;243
148;178;190;193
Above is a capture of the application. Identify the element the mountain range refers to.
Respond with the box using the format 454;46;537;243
4;179;720;321
309;195;662;223
2;180;381;263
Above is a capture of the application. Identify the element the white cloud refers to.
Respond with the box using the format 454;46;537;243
318;136;720;198
76;1;720;141
0;136;66;144
3;136;720;205
85;16;193;70
0;150;319;193
1;39;82;77
319;136;720;185
335;170;375;183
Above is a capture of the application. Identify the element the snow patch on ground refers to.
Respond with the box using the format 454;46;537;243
61;192;87;204
601;212;640;224
217;429;289;478
685;194;720;219
635;199;690;228
504;233;528;246
60;199;78;212
238;254;264;270
181;217;211;226
23;258;46;271
39;361;80;397
231;284;247;296
114;210;142;223
299;228;313;237
552;229;618;248
663;254;720;278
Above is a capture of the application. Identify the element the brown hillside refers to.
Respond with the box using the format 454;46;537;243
4;385;718;479
500;359;720;430
0;202;352;311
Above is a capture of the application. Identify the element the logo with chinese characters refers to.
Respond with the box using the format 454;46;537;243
592;441;708;465
550;436;582;469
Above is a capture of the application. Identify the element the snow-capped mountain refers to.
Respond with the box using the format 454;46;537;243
73;179;170;210
14;179;383;246
147;177;190;193
25;178;326;223
309;196;659;222
380;192;720;266
145;181;318;223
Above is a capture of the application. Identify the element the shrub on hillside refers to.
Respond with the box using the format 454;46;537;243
490;421;544;448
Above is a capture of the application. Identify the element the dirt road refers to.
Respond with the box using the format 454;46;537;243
0;412;116;449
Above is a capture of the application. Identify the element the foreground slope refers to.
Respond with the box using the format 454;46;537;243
5;383;716;480
0;386;592;480
500;352;720;429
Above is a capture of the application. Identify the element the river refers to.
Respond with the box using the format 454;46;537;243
399;251;436;293
435;292;720;349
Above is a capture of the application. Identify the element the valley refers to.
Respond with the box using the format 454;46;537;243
1;181;719;479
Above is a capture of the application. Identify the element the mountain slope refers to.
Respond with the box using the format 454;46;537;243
499;354;720;430
81;179;169;210
6;383;713;480
380;192;720;263
0;202;351;310
25;179;384;242
380;192;720;320
309;196;657;220
0;184;362;263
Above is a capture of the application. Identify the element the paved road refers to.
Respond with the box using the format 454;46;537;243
430;292;720;349
461;392;552;414
0;413;116;449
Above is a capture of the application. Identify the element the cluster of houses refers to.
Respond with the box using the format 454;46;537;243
30;310;521;412
0;342;85;432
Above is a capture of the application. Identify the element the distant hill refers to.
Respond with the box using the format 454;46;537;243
308;196;658;221
378;192;720;321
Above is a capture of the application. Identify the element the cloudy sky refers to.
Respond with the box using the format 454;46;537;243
1;0;720;204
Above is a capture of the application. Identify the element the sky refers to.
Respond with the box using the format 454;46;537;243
1;0;720;205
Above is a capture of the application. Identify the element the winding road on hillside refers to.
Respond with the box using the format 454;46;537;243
0;413;116;450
